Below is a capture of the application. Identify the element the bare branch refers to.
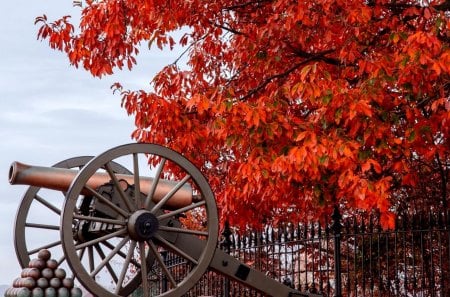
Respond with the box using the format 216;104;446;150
223;0;271;11
239;49;335;101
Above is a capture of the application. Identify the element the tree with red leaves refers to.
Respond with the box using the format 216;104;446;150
36;0;449;229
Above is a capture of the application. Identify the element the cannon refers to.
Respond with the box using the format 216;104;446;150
9;143;321;297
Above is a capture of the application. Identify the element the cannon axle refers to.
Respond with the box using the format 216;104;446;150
127;210;160;241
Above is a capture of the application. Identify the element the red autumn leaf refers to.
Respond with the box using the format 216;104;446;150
37;0;450;230
380;211;396;230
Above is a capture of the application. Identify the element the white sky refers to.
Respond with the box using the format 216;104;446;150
0;0;181;283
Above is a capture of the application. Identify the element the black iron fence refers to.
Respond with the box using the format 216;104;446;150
139;208;450;296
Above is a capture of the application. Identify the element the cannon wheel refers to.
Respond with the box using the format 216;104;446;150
61;143;219;297
14;156;132;267
13;156;147;293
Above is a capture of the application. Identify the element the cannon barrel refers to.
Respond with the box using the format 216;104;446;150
9;161;193;209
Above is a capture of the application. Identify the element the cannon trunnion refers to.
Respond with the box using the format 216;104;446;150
9;143;320;297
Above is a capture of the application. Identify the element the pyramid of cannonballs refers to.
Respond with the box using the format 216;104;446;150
4;249;83;297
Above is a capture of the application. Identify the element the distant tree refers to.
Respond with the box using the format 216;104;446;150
36;0;449;228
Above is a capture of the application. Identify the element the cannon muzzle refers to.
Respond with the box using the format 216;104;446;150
9;161;193;209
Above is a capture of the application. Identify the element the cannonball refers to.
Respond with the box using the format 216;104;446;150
4;287;14;297
70;287;82;297
41;268;53;280
44;287;56;297
21;277;36;289
7;288;19;297
61;278;74;289
29;259;45;270
20;268;29;278
57;287;69;297
21;268;40;279
31;287;44;297
53;268;66;279
16;288;31;297
45;259;58;270
48;278;61;289
36;278;48;289
37;250;51;261
12;277;22;288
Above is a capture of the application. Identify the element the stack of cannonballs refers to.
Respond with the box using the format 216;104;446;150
4;249;82;297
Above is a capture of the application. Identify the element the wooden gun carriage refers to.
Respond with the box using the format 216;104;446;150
9;143;321;297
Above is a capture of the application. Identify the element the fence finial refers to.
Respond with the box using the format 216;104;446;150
220;220;232;254
331;206;342;234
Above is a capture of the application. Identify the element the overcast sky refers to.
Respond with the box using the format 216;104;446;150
0;0;180;283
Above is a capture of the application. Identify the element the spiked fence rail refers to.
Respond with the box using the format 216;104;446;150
136;208;450;297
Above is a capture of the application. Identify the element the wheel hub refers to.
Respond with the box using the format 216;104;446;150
128;210;159;241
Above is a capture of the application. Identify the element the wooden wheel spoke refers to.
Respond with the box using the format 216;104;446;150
88;246;95;273
144;158;166;209
159;225;208;237
73;214;126;226
90;237;129;278
25;222;60;230
78;247;86;261
139;242;150;297
101;240;141;268
94;243;119;283
154;234;198;265
148;241;177;288
105;162;135;212
115;240;137;294
75;228;127;250
35;194;61;216
158;200;206;220
57;255;66;266
84;185;129;217
28;240;61;255
132;153;141;208
150;174;191;214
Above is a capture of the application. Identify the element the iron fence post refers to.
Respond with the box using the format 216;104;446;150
332;206;342;297
221;220;232;297
161;250;168;292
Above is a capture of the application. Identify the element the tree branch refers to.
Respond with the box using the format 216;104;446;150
223;0;271;11
385;1;450;13
432;0;450;12
239;49;335;101
211;22;245;36
290;47;341;66
171;34;207;66
435;153;449;208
